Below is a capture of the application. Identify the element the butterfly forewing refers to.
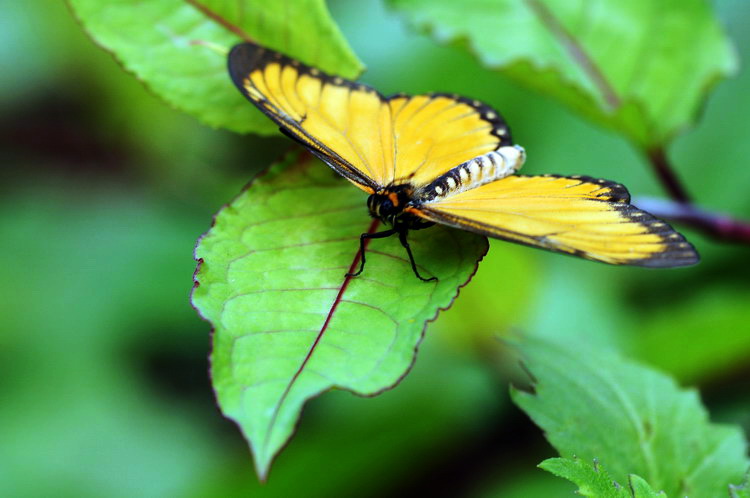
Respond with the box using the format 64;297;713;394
229;43;380;191
228;42;511;190
409;175;699;267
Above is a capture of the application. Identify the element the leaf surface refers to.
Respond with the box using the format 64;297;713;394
192;152;488;478
540;457;666;497
67;0;363;134
511;337;749;497
388;0;737;147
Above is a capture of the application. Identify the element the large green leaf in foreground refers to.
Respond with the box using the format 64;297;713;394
511;337;749;497
192;153;488;478
67;0;363;134
389;0;737;147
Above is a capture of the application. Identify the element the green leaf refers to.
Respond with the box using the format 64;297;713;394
510;337;749;497
730;471;750;498
67;0;363;134
629;287;750;384
628;474;667;498
540;457;666;497
0;180;226;496
388;0;737;147
191;152;488;479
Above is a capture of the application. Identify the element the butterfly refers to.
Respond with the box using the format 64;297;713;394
228;42;699;281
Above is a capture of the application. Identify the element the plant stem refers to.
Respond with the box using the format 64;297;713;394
645;147;692;203
641;147;750;244
634;197;750;244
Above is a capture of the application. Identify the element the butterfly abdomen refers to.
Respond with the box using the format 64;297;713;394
416;145;526;203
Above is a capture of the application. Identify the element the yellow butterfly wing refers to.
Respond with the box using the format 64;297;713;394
228;42;511;191
387;93;510;186
408;175;699;267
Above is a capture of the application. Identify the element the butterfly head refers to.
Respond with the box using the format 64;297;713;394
367;186;432;229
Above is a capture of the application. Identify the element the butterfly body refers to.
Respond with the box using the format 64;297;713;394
366;188;422;227
228;42;699;279
415;145;526;202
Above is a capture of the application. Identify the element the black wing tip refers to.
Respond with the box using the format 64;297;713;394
611;199;701;268
574;175;630;203
227;42;294;87
228;41;260;58
228;42;377;98
632;235;700;268
227;42;264;88
632;249;700;268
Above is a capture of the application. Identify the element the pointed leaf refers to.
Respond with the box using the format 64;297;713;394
511;337;749;497
192;152;488;478
67;0;363;134
540;457;666;497
388;0;737;147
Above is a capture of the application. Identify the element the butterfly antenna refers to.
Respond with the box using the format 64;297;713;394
398;229;437;282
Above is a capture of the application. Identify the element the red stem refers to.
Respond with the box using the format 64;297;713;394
646;148;692;204
641;147;750;244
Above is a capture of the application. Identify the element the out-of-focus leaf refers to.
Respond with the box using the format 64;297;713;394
67;0;363;134
511;336;749;497
0;181;225;497
388;0;737;147
540;458;666;497
192;152;488;479
480;469;574;498
629;287;750;384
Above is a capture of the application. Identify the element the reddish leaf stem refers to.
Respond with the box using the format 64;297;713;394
634;197;750;244
646;147;692;204
184;0;256;43
642;147;750;245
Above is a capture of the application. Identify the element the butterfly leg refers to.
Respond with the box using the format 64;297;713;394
347;228;398;278
398;229;437;282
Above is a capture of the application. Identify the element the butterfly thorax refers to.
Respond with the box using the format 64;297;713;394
367;186;433;229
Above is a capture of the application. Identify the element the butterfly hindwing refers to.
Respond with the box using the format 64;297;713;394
387;93;511;186
228;42;511;191
408;175;699;267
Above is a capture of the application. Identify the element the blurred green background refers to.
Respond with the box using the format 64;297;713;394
2;0;748;496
